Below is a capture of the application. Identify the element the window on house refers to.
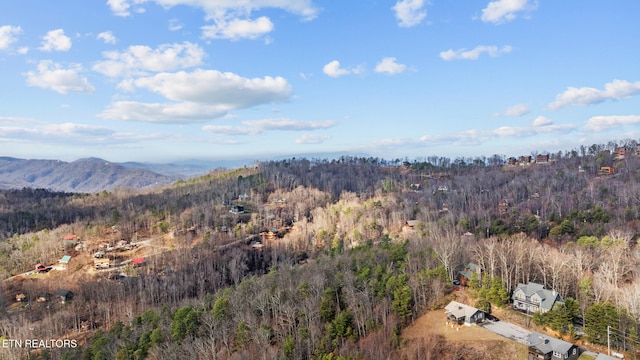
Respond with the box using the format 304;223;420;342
552;351;561;358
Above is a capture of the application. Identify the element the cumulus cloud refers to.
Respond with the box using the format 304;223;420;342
322;60;363;78
108;0;319;39
202;16;274;40
24;60;95;94
99;101;231;124
584;115;640;132
532;116;552;126
375;57;408;75
480;0;536;24
203;118;335;136
97;31;117;44
496;103;530;117
0;25;21;50
392;0;426;27
107;0;146;17
100;69;291;123
548;79;640;110
39;29;72;52
439;45;512;60
93;41;205;77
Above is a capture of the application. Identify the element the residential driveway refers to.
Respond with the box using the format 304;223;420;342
479;320;532;345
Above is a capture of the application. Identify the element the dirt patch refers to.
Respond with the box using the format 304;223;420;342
403;308;528;359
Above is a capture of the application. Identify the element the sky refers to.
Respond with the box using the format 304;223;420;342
1;0;639;163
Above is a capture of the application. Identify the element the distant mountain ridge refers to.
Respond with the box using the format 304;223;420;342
0;157;182;193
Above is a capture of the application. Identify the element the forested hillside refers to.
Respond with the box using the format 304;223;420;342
1;140;640;359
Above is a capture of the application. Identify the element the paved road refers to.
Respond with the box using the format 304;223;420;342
479;320;532;345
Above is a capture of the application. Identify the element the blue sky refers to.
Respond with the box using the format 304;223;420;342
1;0;639;163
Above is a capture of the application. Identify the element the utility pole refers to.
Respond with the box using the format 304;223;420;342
607;325;611;356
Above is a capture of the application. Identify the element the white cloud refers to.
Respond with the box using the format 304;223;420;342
100;69;291;123
39;29;72;52
203;118;336;136
393;0;426;27
93;42;205;77
532;116;552;126
548;79;640;110
107;0;146;17
243;118;335;131
202;16;274;40
480;0;536;24
97;31;117;44
99;101;231;123
42;123;116;137
296;133;331;144
419;121;575;146
169;18;183;31
0;25;21;50
440;45;512;60
495;103;530;117
24;60;95;94
375;57;407;75
584;115;640;132
108;0;320;39
322;60;363;78
202;124;256;135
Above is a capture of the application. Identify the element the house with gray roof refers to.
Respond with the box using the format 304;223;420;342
512;282;562;314
527;332;579;360
444;301;485;326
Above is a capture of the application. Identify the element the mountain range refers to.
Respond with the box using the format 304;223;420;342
0;157;217;193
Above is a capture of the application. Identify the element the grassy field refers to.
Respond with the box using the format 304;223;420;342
402;308;529;359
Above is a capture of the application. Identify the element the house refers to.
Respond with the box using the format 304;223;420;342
230;205;245;214
614;147;628;160
527;332;580;360
458;263;482;287
132;257;145;267
56;289;73;304
498;200;509;214
402;220;419;233
15;293;26;302
59;255;72;269
238;193;249;201
512;282;562;314
598;166;615;176
63;234;78;241
94;258;111;269
36;293;51;303
536;154;550;163
444;301;485;326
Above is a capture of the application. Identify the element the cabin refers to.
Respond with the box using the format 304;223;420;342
56;289;73;304
132;257;145;267
36;293;51;303
598;166;615;176
230;205;245;214
402;220;419;233
458;263;482;287
94;258;111;269
59;255;72;269
527;332;580;360
444;301;485;326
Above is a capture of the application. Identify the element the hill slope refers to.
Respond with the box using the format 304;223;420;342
0;157;178;192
